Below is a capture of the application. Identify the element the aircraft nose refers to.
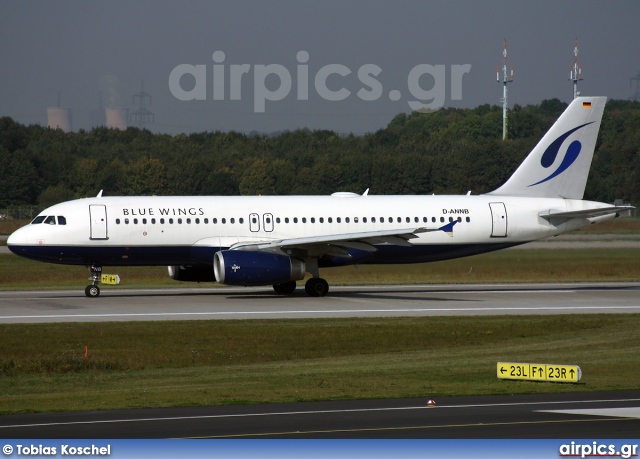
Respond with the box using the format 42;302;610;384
7;227;26;249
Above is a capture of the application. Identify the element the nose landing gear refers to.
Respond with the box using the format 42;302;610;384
85;265;102;297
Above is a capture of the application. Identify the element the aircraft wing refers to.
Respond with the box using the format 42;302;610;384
230;221;458;258
539;206;634;220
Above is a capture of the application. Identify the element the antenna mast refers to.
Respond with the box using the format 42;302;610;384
497;39;514;140
130;80;154;127
630;71;640;102
569;38;583;100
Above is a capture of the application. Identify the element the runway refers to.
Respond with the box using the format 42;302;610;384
1;282;639;323
1;391;639;438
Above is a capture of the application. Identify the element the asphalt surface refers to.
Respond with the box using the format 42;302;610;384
1;282;639;323
2;280;639;440
1;391;639;438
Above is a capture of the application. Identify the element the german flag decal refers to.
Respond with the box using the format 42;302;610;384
583;101;592;108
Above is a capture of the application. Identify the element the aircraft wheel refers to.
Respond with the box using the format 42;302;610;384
305;278;329;297
85;285;100;298
273;281;296;295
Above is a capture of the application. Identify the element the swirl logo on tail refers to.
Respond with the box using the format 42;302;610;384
529;122;593;187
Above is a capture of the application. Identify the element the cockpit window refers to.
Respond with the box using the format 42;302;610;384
57;216;66;225
44;216;56;225
31;216;46;224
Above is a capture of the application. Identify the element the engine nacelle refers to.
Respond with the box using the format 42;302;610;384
213;250;305;286
168;265;216;282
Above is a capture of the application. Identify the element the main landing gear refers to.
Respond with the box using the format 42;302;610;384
304;277;329;297
272;258;329;297
85;265;102;298
271;278;330;297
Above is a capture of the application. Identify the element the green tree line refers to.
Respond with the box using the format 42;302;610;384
1;98;638;209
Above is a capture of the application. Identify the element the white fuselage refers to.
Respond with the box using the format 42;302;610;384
7;193;614;268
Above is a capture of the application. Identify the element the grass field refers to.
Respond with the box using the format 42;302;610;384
1;315;639;414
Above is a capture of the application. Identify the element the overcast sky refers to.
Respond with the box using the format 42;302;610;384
1;1;639;135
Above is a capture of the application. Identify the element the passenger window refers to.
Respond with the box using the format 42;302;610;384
125;218;130;224
195;218;200;224
354;217;358;223
44;216;56;225
204;218;208;224
186;218;191;224
58;216;67;225
293;217;298;223
397;217;401;223
440;217;445;223
230;218;235;224
142;218;147;224
239;218;244;224
221;218;226;224
116;218;121;224
311;217;315;223
372;217;376;223
319;217;324;223
213;218;217;224
276;217;281;223
466;217;471;222
169;218;174;224
423;217;428;223
362;217;367;223
337;217;341;223
151;218;156;224
302;217;307;223
160;218;165;224
134;218;139;224
328;217;333;223
345;217;350;223
32;216;46;224
285;217;290;223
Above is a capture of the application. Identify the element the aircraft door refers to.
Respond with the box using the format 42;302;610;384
489;202;507;238
89;205;108;240
249;213;260;232
263;213;274;232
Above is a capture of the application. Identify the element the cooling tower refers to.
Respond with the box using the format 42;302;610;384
106;107;128;130
47;107;72;132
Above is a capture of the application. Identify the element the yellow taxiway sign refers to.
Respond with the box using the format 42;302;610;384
497;362;581;383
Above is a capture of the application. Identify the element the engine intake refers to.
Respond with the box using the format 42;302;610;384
214;250;305;286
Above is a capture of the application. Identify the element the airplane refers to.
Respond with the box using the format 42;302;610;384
7;96;633;297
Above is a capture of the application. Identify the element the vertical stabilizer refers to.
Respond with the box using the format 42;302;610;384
488;96;606;199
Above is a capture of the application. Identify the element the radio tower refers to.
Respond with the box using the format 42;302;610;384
130;80;154;128
497;39;514;140
630;71;640;102
569;38;583;100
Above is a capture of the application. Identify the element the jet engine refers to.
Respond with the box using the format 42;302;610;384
214;250;305;286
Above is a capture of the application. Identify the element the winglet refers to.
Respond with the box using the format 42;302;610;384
439;220;458;237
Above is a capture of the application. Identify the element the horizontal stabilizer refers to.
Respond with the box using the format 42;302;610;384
539;206;635;221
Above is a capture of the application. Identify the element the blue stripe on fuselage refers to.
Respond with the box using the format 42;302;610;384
7;242;521;268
